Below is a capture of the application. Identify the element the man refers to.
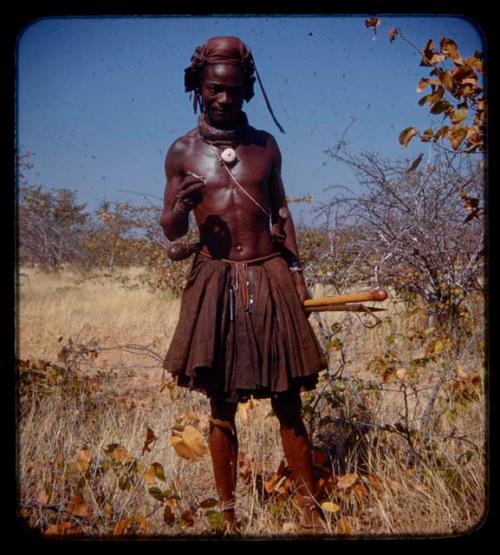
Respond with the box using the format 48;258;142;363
160;36;328;532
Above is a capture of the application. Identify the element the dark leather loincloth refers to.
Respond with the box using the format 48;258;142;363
162;250;328;402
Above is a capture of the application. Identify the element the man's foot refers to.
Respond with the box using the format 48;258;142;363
220;499;241;535
295;495;329;534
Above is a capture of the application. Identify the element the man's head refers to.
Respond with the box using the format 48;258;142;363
184;36;256;126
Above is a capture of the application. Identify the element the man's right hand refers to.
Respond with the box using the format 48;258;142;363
174;175;205;213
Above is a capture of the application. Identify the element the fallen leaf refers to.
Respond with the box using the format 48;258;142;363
396;368;407;380
164;504;176;526
337;473;359;489
321;501;340;513
264;473;280;493
105;444;133;462
182;425;207;456
180;509;195;527
148;487;167;502
44;522;81;535
171;435;196;460
367;474;383;491
113;518;132;536
136;514;148;533
67;495;91;518
199;498;218;509
77;448;92;473
142;426;158;455
145;462;166;484
337;517;353;534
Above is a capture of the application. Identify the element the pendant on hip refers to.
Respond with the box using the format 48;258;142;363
221;147;238;166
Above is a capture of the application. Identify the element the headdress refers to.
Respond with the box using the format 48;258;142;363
184;36;284;133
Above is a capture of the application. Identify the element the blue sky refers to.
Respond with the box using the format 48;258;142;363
17;15;484;225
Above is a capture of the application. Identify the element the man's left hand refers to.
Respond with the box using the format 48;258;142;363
291;272;312;319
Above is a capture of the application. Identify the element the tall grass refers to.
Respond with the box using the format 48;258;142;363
17;268;486;538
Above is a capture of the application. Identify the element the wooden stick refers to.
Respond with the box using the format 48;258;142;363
304;288;388;308
305;303;386;313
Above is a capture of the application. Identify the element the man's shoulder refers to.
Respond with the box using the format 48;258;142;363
166;127;200;158
246;125;279;150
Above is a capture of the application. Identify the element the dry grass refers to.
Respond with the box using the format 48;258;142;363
17;267;486;538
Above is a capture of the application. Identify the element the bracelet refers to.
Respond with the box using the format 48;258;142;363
172;199;190;216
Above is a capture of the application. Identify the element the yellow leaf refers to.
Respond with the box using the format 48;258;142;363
465;55;484;73
383;369;395;384
451;107;468;125
152;462;166;481
45;522;81;535
337;473;359;489
367;474;383;491
417;78;430;93
136;514;148;533
264;473;280;493
77;448;92;473
321;501;340;513
364;17;380;28
454;364;468;379
182;425;207;457
434;340;444;354
64;461;81;479
446;127;468;150
399;127;417;147
439;70;455;92
108;444;133;462
170;435;196;460
396;368;407;380
440;37;463;64
144;465;157;485
337;517;353;534
113;518;132;536
421;128;434;142
166;497;178;512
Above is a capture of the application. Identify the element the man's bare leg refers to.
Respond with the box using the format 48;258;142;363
209;398;238;529
271;390;325;529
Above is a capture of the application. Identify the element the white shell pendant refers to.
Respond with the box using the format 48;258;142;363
221;147;237;164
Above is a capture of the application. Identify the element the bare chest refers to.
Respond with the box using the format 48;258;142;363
184;142;273;201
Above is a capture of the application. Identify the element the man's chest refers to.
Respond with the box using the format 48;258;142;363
186;143;273;196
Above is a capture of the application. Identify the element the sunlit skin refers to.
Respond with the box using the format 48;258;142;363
160;63;324;530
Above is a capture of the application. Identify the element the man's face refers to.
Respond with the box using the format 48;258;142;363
200;64;246;128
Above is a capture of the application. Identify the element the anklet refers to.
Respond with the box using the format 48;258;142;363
220;498;236;512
